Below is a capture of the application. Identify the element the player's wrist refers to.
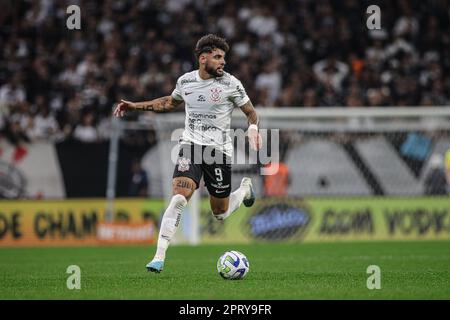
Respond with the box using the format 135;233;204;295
248;124;258;132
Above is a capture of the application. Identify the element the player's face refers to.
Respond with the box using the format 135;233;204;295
203;49;226;77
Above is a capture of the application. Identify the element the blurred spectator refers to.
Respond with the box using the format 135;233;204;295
345;81;365;107
247;6;279;38
319;85;343;107
255;58;282;106
263;161;291;197
366;88;385;106
28;97;60;140
393;5;419;38
73;111;98;143
0;0;449;146
0;75;26;107
313;56;349;93
76;53;100;79
59;62;83;88
302;88;318;107
424;154;448;195
128;159;149;197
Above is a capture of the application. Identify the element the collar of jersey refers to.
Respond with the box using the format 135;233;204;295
196;70;217;82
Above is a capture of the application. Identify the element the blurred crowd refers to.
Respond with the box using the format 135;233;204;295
0;0;449;145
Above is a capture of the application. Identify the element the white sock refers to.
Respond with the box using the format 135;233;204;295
153;194;187;261
213;185;249;221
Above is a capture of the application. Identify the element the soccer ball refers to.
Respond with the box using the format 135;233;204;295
217;250;250;280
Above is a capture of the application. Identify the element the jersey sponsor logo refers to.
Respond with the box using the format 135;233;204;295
188;114;219;132
197;95;206;102
215;78;231;86
190;124;217;132
210;88;222;102
211;183;230;189
190;113;216;119
236;85;245;99
177;157;191;172
180;78;197;85
188;121;214;131
185;91;194;95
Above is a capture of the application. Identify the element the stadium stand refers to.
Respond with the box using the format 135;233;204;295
1;0;449;144
0;0;449;199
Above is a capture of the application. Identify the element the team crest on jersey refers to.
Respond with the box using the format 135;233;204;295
210;88;222;102
177;157;191;172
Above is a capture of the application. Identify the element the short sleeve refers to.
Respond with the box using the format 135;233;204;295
171;78;184;101
229;76;250;108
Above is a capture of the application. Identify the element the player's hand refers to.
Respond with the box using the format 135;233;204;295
248;127;262;151
114;99;135;117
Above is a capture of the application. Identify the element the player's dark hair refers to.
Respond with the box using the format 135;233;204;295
194;34;229;59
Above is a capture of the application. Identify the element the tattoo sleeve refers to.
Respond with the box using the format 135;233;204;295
134;96;183;113
239;100;259;127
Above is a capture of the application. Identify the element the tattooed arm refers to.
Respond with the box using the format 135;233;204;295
113;96;184;117
239;100;262;150
239;100;259;126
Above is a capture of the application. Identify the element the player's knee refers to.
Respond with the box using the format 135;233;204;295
172;178;196;200
170;194;188;210
172;183;194;200
212;204;228;216
173;189;192;201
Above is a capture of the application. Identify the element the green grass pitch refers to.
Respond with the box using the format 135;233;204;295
0;241;449;299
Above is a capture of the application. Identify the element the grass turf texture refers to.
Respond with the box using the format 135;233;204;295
0;241;449;299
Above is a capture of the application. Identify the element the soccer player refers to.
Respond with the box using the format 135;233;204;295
113;34;262;273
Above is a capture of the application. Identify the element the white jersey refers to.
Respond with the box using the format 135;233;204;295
171;70;250;157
